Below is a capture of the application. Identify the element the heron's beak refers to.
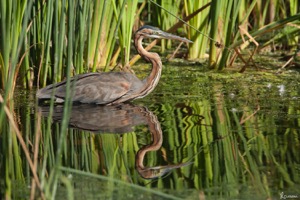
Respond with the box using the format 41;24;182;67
152;30;193;43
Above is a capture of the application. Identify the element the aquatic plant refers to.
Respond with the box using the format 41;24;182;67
0;1;300;199
180;0;299;69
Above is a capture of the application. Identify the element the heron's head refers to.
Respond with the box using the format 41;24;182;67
136;25;192;43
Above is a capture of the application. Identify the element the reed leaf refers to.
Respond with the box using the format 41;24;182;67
184;0;210;59
117;0;139;66
153;0;181;52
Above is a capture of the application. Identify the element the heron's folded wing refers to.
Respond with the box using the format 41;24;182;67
55;72;141;104
36;73;99;100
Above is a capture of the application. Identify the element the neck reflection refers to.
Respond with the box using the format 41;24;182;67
38;103;192;179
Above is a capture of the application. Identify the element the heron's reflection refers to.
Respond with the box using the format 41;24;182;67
38;103;192;179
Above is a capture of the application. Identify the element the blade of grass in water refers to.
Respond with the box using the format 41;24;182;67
53;0;66;83
60;166;182;200
118;0;138;66
154;0;181;52
44;0;74;198
184;0;210;59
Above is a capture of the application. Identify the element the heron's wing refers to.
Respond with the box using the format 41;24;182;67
36;73;99;100
55;72;142;104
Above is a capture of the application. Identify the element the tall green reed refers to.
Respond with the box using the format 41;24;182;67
208;0;242;70
1;0;133;89
43;1;76;198
0;0;33;97
181;0;299;69
184;0;210;59
33;0;139;86
89;0;115;71
0;1;34;197
112;0;138;68
153;0;181;52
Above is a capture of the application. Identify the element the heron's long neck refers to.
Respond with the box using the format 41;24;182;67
134;36;162;98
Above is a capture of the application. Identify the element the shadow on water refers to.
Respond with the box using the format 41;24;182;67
1;66;300;199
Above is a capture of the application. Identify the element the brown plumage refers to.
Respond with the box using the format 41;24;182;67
36;25;192;105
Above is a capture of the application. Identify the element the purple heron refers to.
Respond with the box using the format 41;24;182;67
36;25;192;104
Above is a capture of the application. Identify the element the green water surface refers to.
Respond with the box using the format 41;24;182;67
2;64;300;199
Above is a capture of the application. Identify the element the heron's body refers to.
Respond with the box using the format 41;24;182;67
37;72;144;104
36;25;191;105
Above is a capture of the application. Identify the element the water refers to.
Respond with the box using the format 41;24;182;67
2;64;300;199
